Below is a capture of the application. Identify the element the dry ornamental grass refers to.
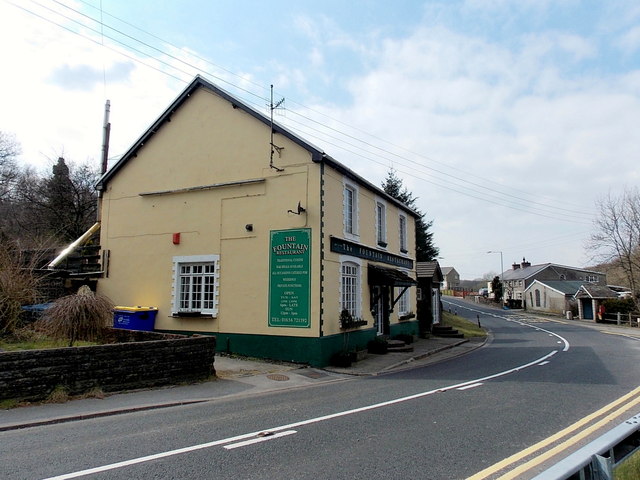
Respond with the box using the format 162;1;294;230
38;285;113;346
0;245;39;335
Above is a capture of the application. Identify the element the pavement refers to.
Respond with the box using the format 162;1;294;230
0;335;485;432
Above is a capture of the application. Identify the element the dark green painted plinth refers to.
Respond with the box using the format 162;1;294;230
157;320;419;367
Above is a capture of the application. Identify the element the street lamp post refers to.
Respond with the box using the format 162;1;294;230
487;251;504;303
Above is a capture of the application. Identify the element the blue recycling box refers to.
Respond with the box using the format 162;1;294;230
113;306;158;331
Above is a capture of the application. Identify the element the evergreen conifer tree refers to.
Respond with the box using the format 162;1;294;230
381;169;439;261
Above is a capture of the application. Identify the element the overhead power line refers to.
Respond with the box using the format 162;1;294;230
9;0;598;224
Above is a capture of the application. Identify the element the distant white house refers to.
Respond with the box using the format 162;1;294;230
523;280;583;315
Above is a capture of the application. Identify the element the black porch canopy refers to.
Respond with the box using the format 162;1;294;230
368;264;416;287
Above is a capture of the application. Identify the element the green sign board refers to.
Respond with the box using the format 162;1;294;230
269;229;311;328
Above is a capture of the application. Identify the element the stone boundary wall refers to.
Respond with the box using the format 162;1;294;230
0;334;216;402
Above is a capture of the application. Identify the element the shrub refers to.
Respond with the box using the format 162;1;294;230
38;285;113;346
46;385;69;404
330;351;354;367
339;309;366;329
602;297;636;314
0;242;39;335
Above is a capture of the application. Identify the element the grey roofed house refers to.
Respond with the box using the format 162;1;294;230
574;284;620;321
441;266;459;290
501;258;606;306
575;284;619;300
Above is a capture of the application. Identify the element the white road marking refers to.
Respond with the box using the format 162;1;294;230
44;303;571;480
42;348;559;480
457;383;483;391
538;361;550;366
224;430;297;450
442;300;571;352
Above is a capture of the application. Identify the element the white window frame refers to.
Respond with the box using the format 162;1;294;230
396;267;411;315
375;198;387;247
399;214;408;253
172;255;220;316
339;257;362;317
343;180;359;238
397;286;410;315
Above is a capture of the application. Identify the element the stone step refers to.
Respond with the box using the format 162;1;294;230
432;325;454;332
386;339;414;353
387;344;414;353
435;332;464;339
432;325;464;339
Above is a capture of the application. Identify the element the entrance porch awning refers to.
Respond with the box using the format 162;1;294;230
368;264;416;287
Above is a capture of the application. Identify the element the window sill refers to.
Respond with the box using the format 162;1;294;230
340;320;368;330
172;312;216;318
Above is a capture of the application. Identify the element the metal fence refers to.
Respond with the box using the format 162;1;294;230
532;412;640;480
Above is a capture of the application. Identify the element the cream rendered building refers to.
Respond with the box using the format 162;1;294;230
97;76;419;367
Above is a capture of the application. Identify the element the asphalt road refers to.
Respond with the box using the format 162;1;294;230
3;300;640;479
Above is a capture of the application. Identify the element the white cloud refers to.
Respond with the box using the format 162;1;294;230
616;25;640;54
2;1;638;279
0;2;185;167
294;20;638;277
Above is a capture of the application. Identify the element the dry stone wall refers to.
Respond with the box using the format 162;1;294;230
0;334;216;402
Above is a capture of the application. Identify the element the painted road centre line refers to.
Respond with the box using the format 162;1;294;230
224;430;297;450
42;349;561;480
457;383;483;391
467;386;640;479
443;300;571;352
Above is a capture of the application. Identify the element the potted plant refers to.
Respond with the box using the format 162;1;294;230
330;350;355;367
339;309;367;329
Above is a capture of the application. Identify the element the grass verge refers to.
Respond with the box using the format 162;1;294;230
615;449;640;480
442;311;487;338
0;336;95;351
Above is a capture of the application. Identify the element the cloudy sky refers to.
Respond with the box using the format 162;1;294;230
1;0;638;280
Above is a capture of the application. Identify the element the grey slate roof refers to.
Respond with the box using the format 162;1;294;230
416;261;443;281
502;264;550;281
575;284;619;299
525;280;584;296
502;263;604;281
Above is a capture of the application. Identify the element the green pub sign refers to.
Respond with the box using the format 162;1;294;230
268;229;311;328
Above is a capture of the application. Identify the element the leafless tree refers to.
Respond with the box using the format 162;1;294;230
0;238;39;335
0;132;21;202
588;187;640;307
12;157;98;244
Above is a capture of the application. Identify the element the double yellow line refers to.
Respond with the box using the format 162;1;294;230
468;385;640;479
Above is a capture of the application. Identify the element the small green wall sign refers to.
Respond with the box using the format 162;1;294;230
269;229;311;328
